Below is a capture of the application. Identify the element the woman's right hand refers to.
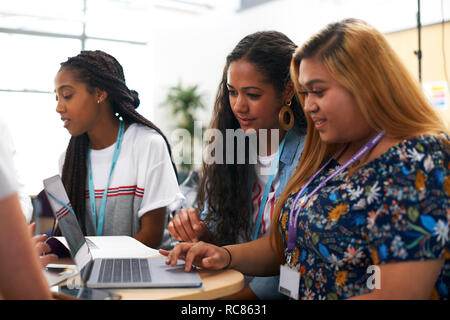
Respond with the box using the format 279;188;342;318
168;208;207;242
159;241;231;272
28;222;58;268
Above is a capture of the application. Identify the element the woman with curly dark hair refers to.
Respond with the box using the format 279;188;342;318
54;50;183;249
168;31;307;299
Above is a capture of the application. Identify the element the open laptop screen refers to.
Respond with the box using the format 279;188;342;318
43;175;91;271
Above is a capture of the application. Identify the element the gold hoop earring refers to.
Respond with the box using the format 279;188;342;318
278;100;294;131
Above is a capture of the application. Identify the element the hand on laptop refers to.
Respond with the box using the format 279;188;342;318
28;222;58;268
160;242;231;272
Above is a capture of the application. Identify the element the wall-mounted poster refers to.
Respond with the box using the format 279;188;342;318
423;81;449;110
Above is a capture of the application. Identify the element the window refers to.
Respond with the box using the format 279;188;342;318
0;0;149;195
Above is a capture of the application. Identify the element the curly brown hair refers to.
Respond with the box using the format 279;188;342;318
198;31;306;245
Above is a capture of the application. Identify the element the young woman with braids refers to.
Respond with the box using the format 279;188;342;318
163;19;449;300
167;31;307;299
54;50;183;249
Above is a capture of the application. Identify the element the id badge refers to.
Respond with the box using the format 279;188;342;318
279;264;300;300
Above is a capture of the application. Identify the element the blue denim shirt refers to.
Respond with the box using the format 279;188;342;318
201;124;306;299
271;124;306;201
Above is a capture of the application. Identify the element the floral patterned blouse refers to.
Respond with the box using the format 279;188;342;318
280;134;449;300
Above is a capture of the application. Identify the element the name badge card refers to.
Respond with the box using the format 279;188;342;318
279;264;300;300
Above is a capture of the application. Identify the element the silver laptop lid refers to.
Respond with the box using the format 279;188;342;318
43;175;93;278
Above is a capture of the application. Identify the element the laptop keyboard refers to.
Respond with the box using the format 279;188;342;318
98;259;151;283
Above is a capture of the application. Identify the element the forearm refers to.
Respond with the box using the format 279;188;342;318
224;235;280;276
0;193;51;299
348;259;443;300
135;207;167;249
134;229;163;249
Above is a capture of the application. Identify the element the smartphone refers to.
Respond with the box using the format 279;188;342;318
51;285;121;300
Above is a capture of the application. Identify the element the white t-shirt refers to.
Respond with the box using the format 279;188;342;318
59;123;184;244
250;152;280;238
0;120;33;221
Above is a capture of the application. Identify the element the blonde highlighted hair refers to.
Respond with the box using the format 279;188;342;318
270;18;449;260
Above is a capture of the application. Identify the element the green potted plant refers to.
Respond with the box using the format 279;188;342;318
164;81;205;181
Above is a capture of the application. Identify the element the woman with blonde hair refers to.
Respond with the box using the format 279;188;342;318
161;18;449;300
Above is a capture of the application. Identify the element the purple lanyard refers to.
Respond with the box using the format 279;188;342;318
287;131;385;251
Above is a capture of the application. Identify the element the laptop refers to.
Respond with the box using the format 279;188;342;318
43;174;202;289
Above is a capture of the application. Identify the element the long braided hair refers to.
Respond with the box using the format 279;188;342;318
59;50;176;234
